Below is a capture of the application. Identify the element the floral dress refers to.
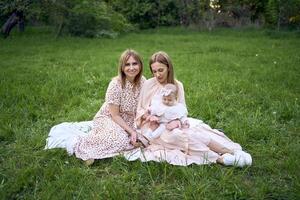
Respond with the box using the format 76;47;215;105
74;77;145;160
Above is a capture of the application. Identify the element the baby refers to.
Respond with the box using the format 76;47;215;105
143;83;189;140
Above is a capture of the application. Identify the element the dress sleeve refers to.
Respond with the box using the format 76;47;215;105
150;102;164;116
135;81;148;127
105;79;121;106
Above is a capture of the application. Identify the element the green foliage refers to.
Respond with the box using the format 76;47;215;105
0;0;29;24
109;0;181;29
42;0;133;38
205;0;300;29
178;0;204;26
266;0;278;26
265;0;300;29
266;0;279;26
67;1;132;38
0;0;31;14
0;0;133;38
109;0;211;29
0;27;299;199
1;1;300;36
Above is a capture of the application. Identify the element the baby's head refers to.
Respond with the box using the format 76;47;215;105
161;84;177;106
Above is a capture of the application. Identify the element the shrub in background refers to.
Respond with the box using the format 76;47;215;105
109;0;180;29
1;0;300;37
265;0;300;30
67;1;132;38
0;0;133;38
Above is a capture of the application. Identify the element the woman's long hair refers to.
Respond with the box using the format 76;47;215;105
149;51;175;84
118;49;143;89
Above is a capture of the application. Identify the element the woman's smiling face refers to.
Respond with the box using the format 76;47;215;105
151;62;168;85
123;56;140;81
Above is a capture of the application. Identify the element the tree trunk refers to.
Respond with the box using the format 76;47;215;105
55;19;64;39
277;1;282;31
1;12;18;38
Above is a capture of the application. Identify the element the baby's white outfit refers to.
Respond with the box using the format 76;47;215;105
144;100;188;140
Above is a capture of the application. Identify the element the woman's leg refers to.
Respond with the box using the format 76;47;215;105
205;139;239;165
209;141;252;166
207;140;234;164
208;140;234;155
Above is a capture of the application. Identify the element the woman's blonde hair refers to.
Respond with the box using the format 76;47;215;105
118;49;143;88
149;51;175;84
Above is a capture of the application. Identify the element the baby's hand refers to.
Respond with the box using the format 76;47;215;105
181;120;190;129
166;120;181;131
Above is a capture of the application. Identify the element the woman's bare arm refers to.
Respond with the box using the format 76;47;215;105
108;104;137;145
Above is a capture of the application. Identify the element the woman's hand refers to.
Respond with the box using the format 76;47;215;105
142;111;150;120
108;104;138;146
130;131;137;146
149;115;159;122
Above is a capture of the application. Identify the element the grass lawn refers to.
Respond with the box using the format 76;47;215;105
0;27;299;199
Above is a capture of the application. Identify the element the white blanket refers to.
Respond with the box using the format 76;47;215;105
45;118;205;163
45;121;93;155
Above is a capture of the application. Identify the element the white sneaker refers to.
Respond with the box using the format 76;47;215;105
234;150;252;166
222;153;244;167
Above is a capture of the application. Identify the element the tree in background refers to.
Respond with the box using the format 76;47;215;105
40;0;133;38
266;0;300;30
1;10;24;37
215;0;300;29
0;0;30;37
1;0;299;38
0;0;132;38
108;0;180;29
178;0;203;26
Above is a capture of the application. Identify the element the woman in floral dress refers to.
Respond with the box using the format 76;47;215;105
74;49;145;165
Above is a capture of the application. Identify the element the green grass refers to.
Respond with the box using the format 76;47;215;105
0;27;299;199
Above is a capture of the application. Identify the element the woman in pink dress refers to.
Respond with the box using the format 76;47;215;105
136;51;252;167
74;49;145;165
